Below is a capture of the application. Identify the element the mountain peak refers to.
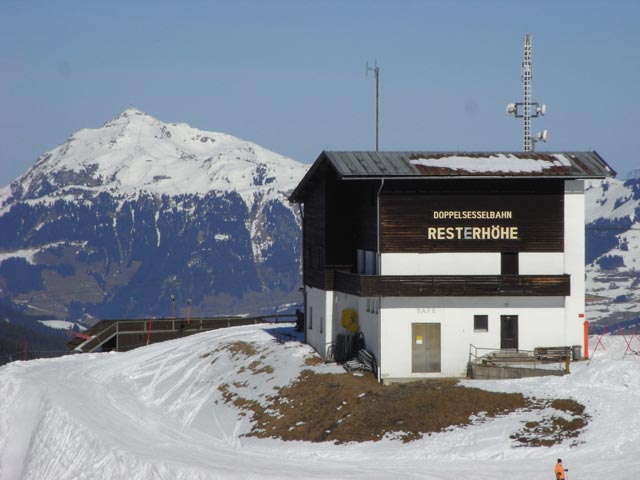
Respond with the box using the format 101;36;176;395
117;107;147;118
103;107;155;128
8;110;308;208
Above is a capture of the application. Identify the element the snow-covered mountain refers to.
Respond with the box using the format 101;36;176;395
0;109;308;321
585;177;640;324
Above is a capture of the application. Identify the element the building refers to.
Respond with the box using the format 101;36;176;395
289;151;615;382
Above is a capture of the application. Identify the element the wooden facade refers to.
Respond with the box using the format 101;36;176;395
299;169;567;295
380;179;564;253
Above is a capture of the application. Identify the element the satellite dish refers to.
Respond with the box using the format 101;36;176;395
506;103;517;115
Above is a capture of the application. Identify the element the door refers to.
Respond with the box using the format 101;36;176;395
412;323;441;373
500;315;519;350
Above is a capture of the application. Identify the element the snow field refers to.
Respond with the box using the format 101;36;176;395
1;325;640;479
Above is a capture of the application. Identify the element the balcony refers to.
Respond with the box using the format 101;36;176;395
330;270;570;297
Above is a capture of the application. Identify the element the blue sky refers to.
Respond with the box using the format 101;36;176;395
1;0;638;186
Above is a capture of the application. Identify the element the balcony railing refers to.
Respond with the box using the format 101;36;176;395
330;270;570;297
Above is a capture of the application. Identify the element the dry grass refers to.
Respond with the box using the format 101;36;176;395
222;369;531;443
510;398;590;447
214;340;589;446
303;356;325;367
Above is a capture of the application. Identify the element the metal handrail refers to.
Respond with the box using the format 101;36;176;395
72;313;298;353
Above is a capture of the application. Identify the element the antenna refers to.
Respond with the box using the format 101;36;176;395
366;61;380;152
506;34;547;151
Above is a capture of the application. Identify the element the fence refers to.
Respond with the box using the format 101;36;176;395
71;314;297;353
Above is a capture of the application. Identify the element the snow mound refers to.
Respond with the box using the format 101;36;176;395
1;326;639;479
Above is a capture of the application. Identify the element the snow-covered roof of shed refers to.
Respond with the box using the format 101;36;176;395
290;150;615;202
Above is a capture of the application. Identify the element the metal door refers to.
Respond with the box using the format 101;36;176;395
500;315;519;350
411;323;441;373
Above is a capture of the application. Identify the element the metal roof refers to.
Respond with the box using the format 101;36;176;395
289;150;616;202
324;151;615;178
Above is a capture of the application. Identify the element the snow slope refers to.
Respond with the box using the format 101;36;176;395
1;324;639;480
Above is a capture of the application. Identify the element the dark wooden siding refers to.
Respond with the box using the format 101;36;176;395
333;271;570;297
303;172;379;288
381;179;564;253
302;165;328;289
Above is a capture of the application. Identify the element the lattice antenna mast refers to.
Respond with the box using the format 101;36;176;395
366;61;380;151
522;34;533;151
506;34;547;151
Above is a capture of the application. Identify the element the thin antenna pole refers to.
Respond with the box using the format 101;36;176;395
367;61;380;151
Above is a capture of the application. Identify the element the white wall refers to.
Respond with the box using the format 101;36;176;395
379;296;566;379
519;253;564;274
563;180;586;348
329;292;381;368
305;287;333;357
383;252;568;276
306;288;382;366
380;252;501;275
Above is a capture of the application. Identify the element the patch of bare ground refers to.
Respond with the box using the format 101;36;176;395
202;341;274;375
510;398;590;447
303;355;325;367
223;369;531;443
215;344;589;445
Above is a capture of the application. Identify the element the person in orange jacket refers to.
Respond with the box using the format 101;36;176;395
555;458;567;480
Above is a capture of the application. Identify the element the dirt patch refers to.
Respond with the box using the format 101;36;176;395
225;369;531;443
216;343;589;445
201;341;260;361
510;398;590;447
239;360;274;375
303;356;325;367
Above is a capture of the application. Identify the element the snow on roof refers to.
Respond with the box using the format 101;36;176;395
410;153;572;174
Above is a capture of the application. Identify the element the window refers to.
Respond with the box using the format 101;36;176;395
308;306;313;330
474;315;488;332
501;252;519;274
